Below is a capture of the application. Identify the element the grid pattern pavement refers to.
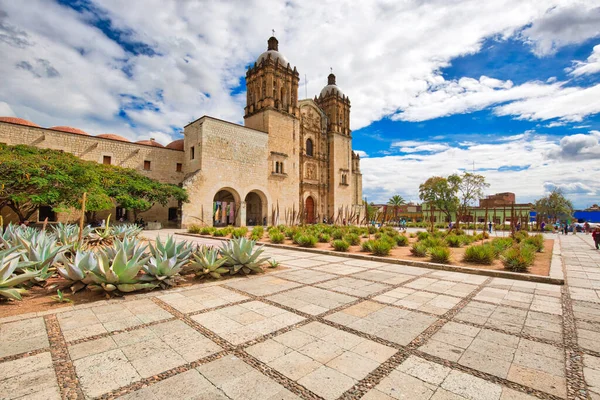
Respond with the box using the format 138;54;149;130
0;232;597;400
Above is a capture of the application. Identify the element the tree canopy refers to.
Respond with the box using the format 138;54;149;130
535;189;574;222
387;195;406;206
454;172;489;226
0;144;188;222
419;176;460;223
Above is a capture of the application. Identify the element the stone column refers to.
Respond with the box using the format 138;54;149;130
239;201;247;227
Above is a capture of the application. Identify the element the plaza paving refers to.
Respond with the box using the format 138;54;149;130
1;232;600;399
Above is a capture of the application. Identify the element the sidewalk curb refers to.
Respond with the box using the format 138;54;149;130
176;233;564;286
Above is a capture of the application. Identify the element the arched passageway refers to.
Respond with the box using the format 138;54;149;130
245;190;267;226
213;189;239;226
305;196;315;224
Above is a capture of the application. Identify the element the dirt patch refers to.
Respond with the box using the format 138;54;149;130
0;265;288;318
257;235;553;277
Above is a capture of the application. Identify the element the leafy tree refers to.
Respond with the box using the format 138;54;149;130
535;189;574;223
387;195;406;222
454;172;489;228
0;144;188;222
418;176;459;226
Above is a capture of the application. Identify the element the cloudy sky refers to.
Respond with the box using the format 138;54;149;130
1;0;600;208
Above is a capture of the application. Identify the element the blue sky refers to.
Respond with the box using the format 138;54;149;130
1;0;600;208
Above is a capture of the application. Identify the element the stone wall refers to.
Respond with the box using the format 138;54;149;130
0;121;184;225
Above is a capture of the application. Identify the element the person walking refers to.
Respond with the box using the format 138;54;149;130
541;221;546;232
488;221;493;234
593;227;600;250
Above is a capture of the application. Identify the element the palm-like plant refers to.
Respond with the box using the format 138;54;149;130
388;195;406;224
219;237;268;275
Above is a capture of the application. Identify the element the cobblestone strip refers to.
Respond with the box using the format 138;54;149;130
414;350;563;400
559;238;589;400
44;314;84;400
96;350;230;400
66;317;177;346
336;277;493;400
235;349;325;400
150;297;234;350
0;346;50;364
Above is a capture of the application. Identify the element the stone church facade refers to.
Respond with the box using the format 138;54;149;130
0;36;363;227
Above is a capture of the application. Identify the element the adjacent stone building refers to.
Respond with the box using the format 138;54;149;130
0;36;363;227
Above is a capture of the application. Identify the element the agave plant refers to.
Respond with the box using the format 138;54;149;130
187;246;229;279
88;215;114;245
104;237;148;261
86;247;157;293
219;237;269;275
0;249;39;300
150;235;193;264
113;223;143;240
56;250;97;293
52;223;92;246
142;253;186;288
16;232;66;284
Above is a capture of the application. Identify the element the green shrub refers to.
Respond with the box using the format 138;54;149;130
420;237;447;250
269;231;285;244
410;243;428;257
213;228;228;237
523;234;544;252
200;226;215;235
332;229;344;240
344;233;361;246
361;240;375;252
463;244;495;265
318;233;331;243
513;231;529;243
429;246;451;264
187;224;202;234
409;232;417;238
368;226;377;234
459;235;475;246
396;235;409;246
501;244;535;272
296;234;317;248
417;231;430;241
332;240;349;252
490;237;514;256
251;226;264;239
372;240;392;256
445;235;462;248
232;227;248;238
285;227;299;239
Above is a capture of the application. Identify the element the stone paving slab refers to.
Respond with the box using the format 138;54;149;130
1;232;598;399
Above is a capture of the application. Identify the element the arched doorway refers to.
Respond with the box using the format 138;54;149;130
305;196;315;224
245;191;265;226
213;189;239;226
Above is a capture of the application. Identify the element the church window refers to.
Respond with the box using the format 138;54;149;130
306;139;313;156
103;155;111;165
190;146;195;160
176;163;182;172
144;160;151;170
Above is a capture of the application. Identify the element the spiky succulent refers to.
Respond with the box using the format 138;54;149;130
188;246;228;279
113;224;143;240
142;254;186;287
0;248;39;300
104;237;148;261
88;215;113;245
150;235;193;264
219;237;268;275
52;223;92;247
16;232;66;284
86;247;157;293
56;250;97;293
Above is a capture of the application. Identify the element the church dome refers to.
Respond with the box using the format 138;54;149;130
0;117;40;127
320;73;344;97
256;36;289;66
136;139;164;147
166;139;184;150
97;133;130;142
50;126;89;135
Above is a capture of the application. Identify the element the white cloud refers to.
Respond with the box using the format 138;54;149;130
569;44;600;77
546;130;600;160
354;150;368;158
361;131;600;208
1;0;598;141
0;102;15;116
519;2;600;57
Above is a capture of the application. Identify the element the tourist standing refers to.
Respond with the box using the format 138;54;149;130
593;228;600;250
488;221;492;234
541;221;546;232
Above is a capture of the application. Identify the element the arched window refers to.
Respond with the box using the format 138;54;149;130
306;138;313;157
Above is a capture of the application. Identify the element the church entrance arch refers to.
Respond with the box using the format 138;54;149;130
213;188;240;227
305;196;315;224
244;190;267;226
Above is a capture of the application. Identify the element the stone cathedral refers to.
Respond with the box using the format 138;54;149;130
0;36;363;227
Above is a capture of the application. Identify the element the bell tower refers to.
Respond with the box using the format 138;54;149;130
315;73;350;135
244;36;300;124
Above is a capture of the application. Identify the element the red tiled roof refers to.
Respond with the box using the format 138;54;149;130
97;133;130;142
0;117;40;127
50;126;89;136
136;139;164;147
165;139;184;150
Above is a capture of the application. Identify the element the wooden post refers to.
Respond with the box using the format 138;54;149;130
78;192;87;244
